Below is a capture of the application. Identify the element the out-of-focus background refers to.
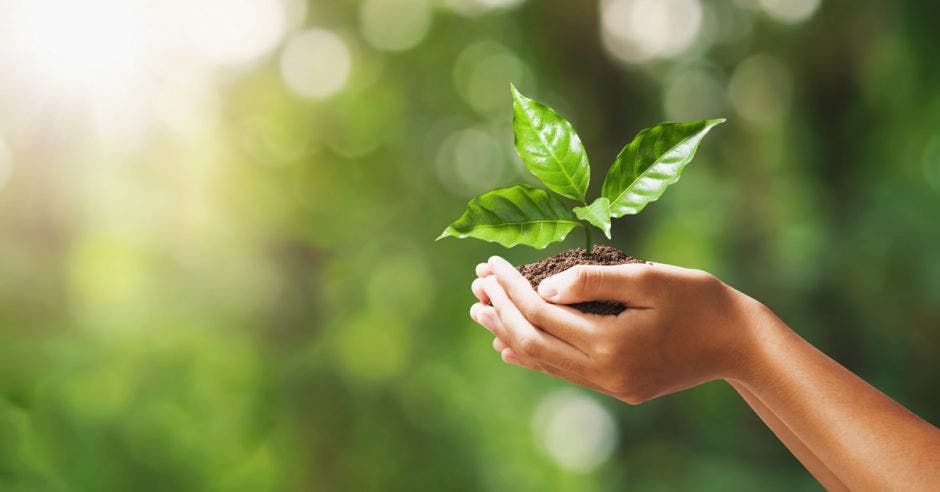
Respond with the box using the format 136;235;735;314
0;0;938;490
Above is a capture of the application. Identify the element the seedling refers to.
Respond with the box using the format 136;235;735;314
438;85;724;254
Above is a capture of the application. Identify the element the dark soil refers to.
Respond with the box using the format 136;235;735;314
517;245;644;316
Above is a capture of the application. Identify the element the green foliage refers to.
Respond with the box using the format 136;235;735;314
573;197;612;239
440;86;724;250
436;184;581;249
602;119;725;218
510;84;590;201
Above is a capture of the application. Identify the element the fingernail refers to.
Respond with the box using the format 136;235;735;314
538;280;558;300
469;304;480;321
478;309;495;332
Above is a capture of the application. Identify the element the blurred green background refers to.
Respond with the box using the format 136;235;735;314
1;0;939;490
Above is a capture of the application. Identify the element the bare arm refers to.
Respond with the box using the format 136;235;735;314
729;381;847;491
473;262;846;489
735;307;940;490
469;257;940;490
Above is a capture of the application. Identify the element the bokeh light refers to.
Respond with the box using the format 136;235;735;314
435;126;509;196
442;0;526;16
663;65;727;121
601;0;703;64
454;41;533;115
728;54;793;127
532;389;618;473
359;0;432;52
700;0;754;46
280;29;353;100
758;0;822;24
179;0;288;68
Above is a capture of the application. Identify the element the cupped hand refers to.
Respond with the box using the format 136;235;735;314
469;256;765;404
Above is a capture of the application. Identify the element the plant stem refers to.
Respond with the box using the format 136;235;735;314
584;227;593;256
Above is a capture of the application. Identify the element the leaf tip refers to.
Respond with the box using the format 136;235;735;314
435;228;453;241
509;83;526;102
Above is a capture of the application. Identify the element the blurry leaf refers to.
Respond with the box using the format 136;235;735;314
573;197;612;239
437;185;580;249
602;119;725;218
511;85;590;201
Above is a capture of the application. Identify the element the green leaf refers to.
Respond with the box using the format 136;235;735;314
573;197;612;239
511;84;590;201
436;184;581;249
602;119;725;218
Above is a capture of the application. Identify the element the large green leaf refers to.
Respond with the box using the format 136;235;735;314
436;184;581;249
602;119;725;218
511;84;590;201
573;197;612;239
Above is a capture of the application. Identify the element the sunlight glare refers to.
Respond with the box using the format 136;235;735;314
0;0;294;147
13;0;143;76
3;0;148;94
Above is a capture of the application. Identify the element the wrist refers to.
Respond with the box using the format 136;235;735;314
724;294;790;388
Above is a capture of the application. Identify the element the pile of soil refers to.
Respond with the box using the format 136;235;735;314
517;245;643;315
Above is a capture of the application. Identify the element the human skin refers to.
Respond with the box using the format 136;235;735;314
469;256;940;490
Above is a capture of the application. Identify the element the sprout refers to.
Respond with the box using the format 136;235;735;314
439;85;724;253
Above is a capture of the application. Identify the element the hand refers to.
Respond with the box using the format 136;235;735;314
471;257;940;489
470;256;765;404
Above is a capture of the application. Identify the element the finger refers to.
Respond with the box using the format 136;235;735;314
471;303;501;333
470;302;484;324
475;262;493;278
480;276;588;372
499;347;610;394
537;263;657;307
471;277;490;305
473;305;518;354
497;339;568;380
493;326;606;394
501;348;523;365
487;256;594;349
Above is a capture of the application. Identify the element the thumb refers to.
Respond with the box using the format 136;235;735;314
537;264;651;305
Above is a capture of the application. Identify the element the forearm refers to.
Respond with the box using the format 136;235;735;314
728;380;847;490
737;305;940;490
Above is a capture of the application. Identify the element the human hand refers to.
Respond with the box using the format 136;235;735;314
470;256;766;404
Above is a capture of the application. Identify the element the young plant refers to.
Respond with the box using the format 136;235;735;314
437;85;724;253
